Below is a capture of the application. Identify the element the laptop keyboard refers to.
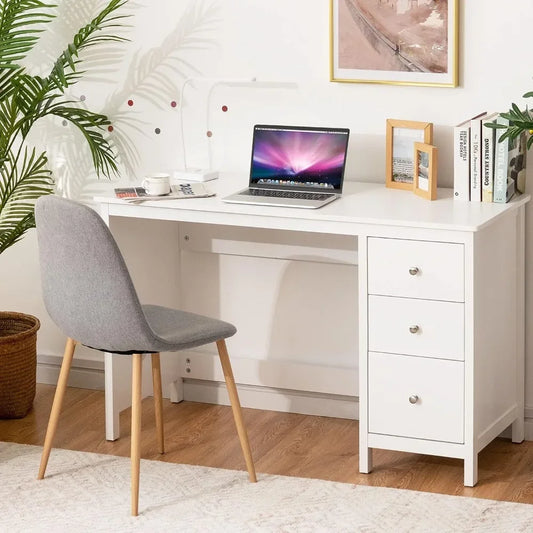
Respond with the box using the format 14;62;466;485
249;189;334;201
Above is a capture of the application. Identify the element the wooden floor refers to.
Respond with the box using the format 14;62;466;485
2;384;533;504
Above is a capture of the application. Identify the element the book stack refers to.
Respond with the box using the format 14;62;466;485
453;112;527;203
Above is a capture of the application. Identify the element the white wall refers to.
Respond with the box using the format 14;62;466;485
3;0;533;423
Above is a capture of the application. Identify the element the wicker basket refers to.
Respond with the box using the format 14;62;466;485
0;312;40;418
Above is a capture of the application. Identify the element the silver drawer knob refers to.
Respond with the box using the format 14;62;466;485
409;395;419;404
409;325;419;334
408;267;419;276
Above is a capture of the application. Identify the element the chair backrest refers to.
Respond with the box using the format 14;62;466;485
35;195;155;353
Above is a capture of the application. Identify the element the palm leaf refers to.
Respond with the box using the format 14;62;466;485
0;146;53;253
47;0;129;93
0;0;56;66
49;104;117;178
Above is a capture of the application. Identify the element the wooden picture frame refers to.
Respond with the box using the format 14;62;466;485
329;0;459;87
413;142;438;200
386;119;433;190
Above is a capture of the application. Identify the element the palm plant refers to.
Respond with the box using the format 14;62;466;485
0;0;128;255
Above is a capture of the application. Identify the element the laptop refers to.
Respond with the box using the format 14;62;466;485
223;124;350;209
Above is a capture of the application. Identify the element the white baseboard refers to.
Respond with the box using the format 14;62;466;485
36;355;533;441
182;379;358;419
37;354;105;390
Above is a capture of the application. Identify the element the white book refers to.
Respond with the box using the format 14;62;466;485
493;115;511;203
469;112;487;202
453;119;471;201
453;112;485;201
481;112;499;202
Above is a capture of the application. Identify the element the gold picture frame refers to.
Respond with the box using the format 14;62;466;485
413;142;438;200
329;0;459;87
386;119;433;190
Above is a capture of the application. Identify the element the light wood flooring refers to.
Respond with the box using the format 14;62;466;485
1;384;533;504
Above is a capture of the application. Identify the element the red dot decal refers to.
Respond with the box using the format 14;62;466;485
206;130;213;138
222;105;228;112
127;99;134;106
171;101;177;108
107;125;114;132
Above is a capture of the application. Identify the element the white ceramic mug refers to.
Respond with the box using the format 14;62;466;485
142;173;170;195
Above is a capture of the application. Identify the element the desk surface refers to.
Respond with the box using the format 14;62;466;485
95;178;530;234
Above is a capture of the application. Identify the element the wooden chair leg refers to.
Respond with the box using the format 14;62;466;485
151;352;165;454
37;338;77;480
131;353;142;517
216;339;257;483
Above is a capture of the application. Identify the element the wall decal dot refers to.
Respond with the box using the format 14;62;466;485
170;100;177;108
127;99;134;106
155;127;161;134
107;125;114;132
206;130;213;138
80;95;86;102
221;105;228;112
62;120;68;127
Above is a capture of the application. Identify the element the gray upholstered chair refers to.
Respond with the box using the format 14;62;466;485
34;195;256;516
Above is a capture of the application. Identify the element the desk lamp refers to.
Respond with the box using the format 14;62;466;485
174;77;297;182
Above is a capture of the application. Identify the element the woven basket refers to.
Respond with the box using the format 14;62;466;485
0;312;40;418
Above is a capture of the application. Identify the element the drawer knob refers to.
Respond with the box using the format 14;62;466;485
409;395;419;404
409;325;419;334
408;267;419;276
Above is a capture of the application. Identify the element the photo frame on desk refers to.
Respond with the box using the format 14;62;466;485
413;142;438;200
386;119;433;190
329;0;459;87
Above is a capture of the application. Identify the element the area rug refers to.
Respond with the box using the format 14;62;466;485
1;442;532;532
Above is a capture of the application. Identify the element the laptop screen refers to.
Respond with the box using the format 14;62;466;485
249;125;350;193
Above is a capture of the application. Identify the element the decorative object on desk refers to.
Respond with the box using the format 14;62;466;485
141;173;171;196
0;0;127;257
176;77;297;182
386;119;433;190
114;182;215;202
329;0;458;87
0;312;40;418
413;143;438;201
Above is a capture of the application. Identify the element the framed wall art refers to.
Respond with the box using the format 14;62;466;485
329;0;458;87
386;119;433;190
413;142;438;200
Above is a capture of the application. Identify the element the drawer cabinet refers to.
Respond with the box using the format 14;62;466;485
361;211;526;489
368;352;464;443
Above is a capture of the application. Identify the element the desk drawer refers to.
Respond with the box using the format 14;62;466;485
368;352;464;443
368;295;464;361
367;238;464;302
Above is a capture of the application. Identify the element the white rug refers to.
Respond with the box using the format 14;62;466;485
1;442;532;532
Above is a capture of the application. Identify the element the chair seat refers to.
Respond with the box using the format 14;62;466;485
142;305;236;353
84;306;236;355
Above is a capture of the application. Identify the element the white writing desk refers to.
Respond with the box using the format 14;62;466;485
95;178;529;486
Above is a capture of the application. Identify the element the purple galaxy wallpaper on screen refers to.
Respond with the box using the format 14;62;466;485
250;127;349;189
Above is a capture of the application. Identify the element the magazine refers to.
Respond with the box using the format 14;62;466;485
114;183;215;203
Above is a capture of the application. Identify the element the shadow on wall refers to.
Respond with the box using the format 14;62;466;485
25;0;222;201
